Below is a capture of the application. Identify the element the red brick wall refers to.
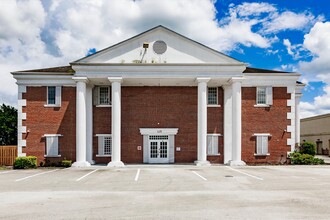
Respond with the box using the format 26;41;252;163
23;85;293;165
241;87;291;164
23;86;76;165
119;86;223;164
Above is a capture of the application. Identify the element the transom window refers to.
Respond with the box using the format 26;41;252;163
149;135;168;140
208;87;218;105
256;87;273;105
97;134;112;156
207;134;220;155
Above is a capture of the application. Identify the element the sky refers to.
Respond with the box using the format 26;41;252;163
0;0;330;118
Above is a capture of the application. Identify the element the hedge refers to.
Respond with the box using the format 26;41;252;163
13;156;37;169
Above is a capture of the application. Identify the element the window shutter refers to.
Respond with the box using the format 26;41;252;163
207;135;212;155
262;136;268;154
256;136;262;154
98;136;104;155
55;86;61;106
93;87;99;105
53;136;59;155
212;136;218;155
46;137;52;156
266;87;273;105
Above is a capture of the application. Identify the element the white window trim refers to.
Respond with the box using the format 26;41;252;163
96;86;111;107
44;134;62;157
207;133;221;156
96;134;112;157
255;86;272;107
207;87;221;107
45;86;61;107
253;133;271;156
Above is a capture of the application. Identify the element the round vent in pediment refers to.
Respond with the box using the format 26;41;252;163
153;40;167;55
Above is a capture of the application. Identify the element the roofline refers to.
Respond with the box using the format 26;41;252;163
71;25;244;64
70;62;247;67
301;113;330;121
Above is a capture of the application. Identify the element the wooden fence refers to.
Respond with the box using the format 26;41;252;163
0;146;17;166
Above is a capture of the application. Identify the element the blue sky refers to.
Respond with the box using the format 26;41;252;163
0;0;330;118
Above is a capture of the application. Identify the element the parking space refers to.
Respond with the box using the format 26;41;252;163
1;165;330;219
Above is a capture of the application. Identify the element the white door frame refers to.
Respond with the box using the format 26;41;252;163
140;128;178;164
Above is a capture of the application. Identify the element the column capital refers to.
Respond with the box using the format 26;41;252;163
196;77;210;83
72;76;89;83
108;77;123;83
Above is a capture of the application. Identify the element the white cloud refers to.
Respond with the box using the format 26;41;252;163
233;2;276;17
0;0;325;110
298;22;330;118
263;11;321;34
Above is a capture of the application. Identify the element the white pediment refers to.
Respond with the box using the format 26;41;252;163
74;26;243;65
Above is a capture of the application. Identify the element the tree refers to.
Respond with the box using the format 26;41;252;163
0;104;17;145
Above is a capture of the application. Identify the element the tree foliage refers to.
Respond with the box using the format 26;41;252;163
0;104;17;145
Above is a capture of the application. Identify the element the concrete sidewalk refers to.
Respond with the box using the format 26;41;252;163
315;155;330;164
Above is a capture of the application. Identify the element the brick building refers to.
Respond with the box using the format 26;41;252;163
12;26;304;167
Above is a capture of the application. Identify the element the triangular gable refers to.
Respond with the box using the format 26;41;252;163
73;25;243;65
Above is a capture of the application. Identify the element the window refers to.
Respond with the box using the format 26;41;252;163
94;86;111;106
44;134;61;157
254;133;271;155
46;86;61;106
256;87;272;106
207;134;220;155
208;87;218;105
96;134;112;156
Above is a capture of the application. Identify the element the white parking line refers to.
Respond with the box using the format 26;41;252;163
192;171;207;181
226;166;263;180
76;169;99;182
134;169;140;181
15;169;59;182
0;170;16;174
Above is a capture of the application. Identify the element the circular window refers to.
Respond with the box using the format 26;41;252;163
153;40;167;55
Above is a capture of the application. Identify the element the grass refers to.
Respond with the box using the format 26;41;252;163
0;166;10;170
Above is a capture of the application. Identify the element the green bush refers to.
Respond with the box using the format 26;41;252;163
61;160;72;167
289;152;324;165
13;156;37;169
300;142;316;156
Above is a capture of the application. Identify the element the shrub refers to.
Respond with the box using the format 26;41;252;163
289;152;324;165
14;156;37;169
300;142;316;156
61;160;72;168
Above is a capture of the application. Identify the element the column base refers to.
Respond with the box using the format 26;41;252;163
228;160;246;166
107;161;125;167
72;161;91;168
88;160;95;165
194;160;211;166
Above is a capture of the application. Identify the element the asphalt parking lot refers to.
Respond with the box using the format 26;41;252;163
1;165;330;220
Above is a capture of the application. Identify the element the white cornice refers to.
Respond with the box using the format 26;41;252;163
71;63;247;75
13;75;75;86
242;74;299;87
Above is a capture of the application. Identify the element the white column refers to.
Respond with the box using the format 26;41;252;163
229;78;246;166
108;77;124;167
195;77;211;166
223;85;233;164
72;77;91;167
295;94;302;146
86;85;94;164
